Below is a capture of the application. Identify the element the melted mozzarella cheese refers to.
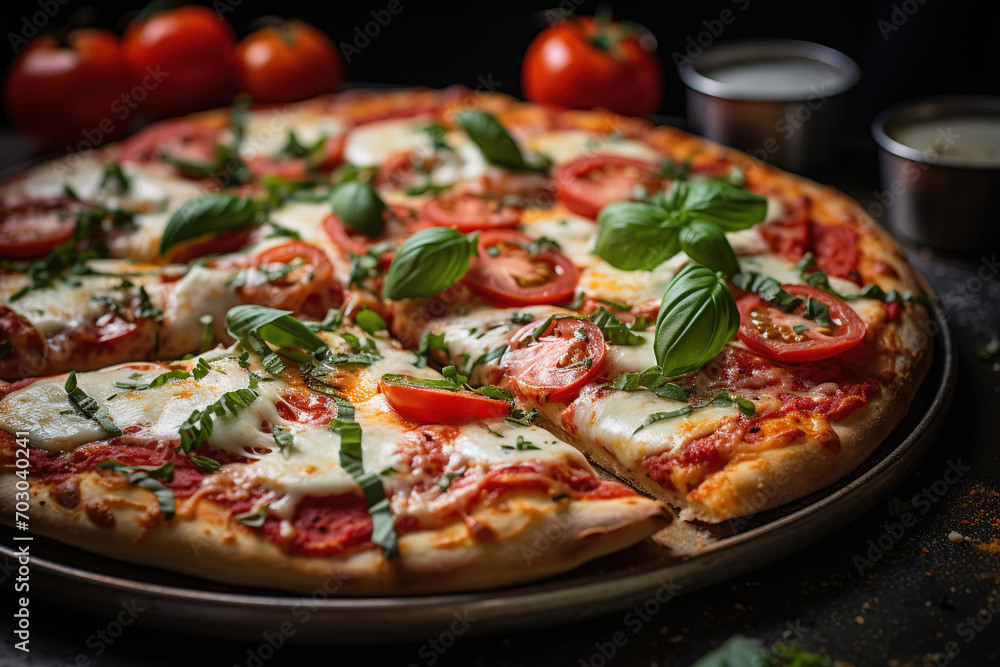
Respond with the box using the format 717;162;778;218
566;385;738;469
525;130;663;164
228;110;347;161
0;354;276;453
343;117;434;166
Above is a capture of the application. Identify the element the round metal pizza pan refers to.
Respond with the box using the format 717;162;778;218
0;301;955;644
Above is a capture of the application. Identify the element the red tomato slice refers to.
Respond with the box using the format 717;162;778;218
379;376;509;423
463;229;580;307
0;199;77;259
736;284;867;363
276;392;335;425
77;312;140;345
501;317;605;403
323;205;430;265
118;118;221;168
420;193;521;233
554;155;666;220
238;242;342;319
0;306;46;379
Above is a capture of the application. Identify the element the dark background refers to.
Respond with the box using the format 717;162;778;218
1;0;999;142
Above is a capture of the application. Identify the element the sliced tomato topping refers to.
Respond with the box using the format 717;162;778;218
0;199;80;259
554;155;666;220
276;391;335;426
420;193;521;233
501;317;605;403
0;306;46;379
379;376;509;423
736;284;866;363
463;229;579;307
77;312;141;345
118;118;221;169
238;242;342;319
323;205;430;265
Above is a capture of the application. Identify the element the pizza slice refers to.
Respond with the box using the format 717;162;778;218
0;305;668;593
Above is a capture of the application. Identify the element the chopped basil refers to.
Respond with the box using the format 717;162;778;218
632;391;754;435
329;397;397;558
234;504;270;527
95;460;175;518
199;314;216;353
588;307;645;346
732;271;832;328
506;408;539;427
436;467;467;491
796;252;929;307
99;161;130;194
177;388;259;455
413;331;447;368
610;367;687;401
65;371;121;435
272;425;295;458
792;324;809;335
501;435;540;451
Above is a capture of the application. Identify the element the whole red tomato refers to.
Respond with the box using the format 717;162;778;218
236;19;344;103
522;17;663;116
3;29;135;148
122;5;239;117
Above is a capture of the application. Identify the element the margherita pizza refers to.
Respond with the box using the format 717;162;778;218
0;87;931;593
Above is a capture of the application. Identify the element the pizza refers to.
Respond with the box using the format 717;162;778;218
0;87;931;593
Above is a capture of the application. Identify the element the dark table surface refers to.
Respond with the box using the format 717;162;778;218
1;134;998;667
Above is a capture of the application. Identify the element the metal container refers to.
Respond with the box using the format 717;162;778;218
679;40;860;172
872;96;1000;253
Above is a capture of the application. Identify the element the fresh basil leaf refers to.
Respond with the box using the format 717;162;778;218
588;307;645;346
160;193;260;254
355;308;387;335
455;110;551;173
501;435;540;451
330;179;386;237
199;314;215;353
279;131;327;160
677;180;767;231
679;221;740;277
226;305;327;355
471;385;513;401
436;467;466;491
655;264;739;378
595;201;681;271
65;370;121;435
382;227;476;300
188;454;220;472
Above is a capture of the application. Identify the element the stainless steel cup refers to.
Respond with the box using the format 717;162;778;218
679;40;860;173
871;96;1000;253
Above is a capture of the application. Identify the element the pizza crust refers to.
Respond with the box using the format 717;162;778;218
0;472;669;594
